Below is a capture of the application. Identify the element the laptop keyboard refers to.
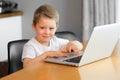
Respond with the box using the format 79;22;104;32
64;56;82;63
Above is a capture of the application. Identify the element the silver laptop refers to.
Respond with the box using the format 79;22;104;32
44;23;120;66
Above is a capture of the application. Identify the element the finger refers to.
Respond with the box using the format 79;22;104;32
68;46;72;53
58;53;68;57
71;47;80;54
61;49;67;53
74;50;80;55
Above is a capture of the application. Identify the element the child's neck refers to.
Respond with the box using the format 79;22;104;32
41;42;50;46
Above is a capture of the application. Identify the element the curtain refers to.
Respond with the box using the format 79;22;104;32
82;0;116;41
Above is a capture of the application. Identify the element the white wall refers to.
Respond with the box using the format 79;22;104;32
0;16;22;61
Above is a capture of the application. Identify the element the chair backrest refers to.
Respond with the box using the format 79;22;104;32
8;39;29;74
55;31;79;41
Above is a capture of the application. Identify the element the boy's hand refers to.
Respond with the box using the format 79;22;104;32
45;50;68;58
63;41;83;54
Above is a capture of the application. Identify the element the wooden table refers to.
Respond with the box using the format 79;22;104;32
0;40;120;80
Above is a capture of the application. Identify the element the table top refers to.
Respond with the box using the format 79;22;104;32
1;40;120;80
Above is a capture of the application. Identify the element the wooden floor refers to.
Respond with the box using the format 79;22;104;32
0;61;8;78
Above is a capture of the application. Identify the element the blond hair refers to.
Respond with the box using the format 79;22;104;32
33;4;59;26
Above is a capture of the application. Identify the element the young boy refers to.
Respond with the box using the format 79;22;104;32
22;4;83;68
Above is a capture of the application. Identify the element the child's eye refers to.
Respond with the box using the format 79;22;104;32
40;27;44;29
50;27;54;30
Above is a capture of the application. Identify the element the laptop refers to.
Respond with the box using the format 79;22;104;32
44;23;120;66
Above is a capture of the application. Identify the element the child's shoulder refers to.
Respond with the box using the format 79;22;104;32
24;38;37;46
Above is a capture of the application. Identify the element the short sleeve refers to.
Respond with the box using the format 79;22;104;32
22;44;36;60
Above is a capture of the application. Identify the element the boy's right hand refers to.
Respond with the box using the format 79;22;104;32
45;50;68;58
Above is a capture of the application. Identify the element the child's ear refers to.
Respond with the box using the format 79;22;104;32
32;24;35;30
56;24;59;29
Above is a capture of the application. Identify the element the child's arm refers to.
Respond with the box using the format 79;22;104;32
23;50;68;68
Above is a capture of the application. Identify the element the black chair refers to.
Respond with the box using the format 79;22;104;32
55;31;79;41
8;39;29;74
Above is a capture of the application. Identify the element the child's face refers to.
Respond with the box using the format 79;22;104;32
32;17;57;43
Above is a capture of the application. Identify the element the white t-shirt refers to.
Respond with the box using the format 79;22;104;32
22;36;69;59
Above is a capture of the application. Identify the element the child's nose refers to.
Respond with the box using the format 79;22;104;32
45;29;50;34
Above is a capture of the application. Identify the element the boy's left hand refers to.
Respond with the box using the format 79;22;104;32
62;41;83;55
